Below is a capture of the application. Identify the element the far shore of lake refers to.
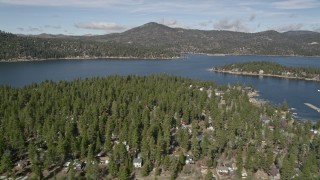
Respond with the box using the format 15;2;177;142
0;55;181;63
209;68;320;82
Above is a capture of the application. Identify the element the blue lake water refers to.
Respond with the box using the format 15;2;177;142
0;54;319;121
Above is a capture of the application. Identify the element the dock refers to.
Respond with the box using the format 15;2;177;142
304;103;320;112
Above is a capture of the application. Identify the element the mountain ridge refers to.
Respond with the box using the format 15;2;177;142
1;22;320;61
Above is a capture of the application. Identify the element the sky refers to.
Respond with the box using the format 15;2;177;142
0;0;320;35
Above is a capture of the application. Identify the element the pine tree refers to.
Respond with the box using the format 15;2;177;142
69;160;75;180
206;171;213;180
57;135;66;164
191;132;201;160
0;152;12;173
236;150;243;177
119;166;129;180
28;142;37;163
109;153;118;177
141;159;152;177
85;144;99;179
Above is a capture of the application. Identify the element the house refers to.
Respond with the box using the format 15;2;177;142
215;91;224;97
17;160;29;169
73;159;86;171
311;129;318;135
244;87;253;93
185;155;194;164
96;150;106;157
63;161;72;167
217;166;229;176
99;156;109;165
259;69;264;75
260;115;271;125
207;126;214;131
241;168;247;178
133;158;142;168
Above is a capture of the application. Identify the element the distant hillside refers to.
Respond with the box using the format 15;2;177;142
97;22;320;56
1;22;320;61
0;29;178;61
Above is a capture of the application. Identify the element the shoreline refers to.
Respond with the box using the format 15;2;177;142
247;90;267;107
209;69;320;82
188;52;320;58
2;52;320;62
0;56;181;63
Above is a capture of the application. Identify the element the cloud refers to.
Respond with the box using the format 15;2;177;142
157;18;190;29
249;14;256;22
29;27;42;32
214;19;250;32
17;27;24;31
44;25;61;29
199;20;213;27
158;18;177;26
75;22;127;32
273;23;304;32
18;27;42;32
272;0;320;9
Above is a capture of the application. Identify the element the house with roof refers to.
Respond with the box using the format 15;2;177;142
241;168;247;178
260;115;271;125
96;150;106;157
133;158;142;168
217;166;229;176
259;69;264;75
215;90;224;97
17;160;29;169
99;156;109;165
185;154;194;164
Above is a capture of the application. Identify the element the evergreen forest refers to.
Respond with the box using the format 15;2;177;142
0;75;319;179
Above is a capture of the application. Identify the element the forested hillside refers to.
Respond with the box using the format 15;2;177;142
100;23;320;56
1;22;320;61
212;61;320;81
0;75;319;179
0;30;178;61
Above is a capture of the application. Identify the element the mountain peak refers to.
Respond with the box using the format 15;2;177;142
137;22;170;29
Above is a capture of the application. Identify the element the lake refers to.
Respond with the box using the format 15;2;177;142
0;54;319;121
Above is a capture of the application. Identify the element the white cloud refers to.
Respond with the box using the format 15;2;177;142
272;0;320;9
44;25;61;29
75;22;127;32
214;19;250;32
158;18;177;26
156;18;191;29
273;23;304;32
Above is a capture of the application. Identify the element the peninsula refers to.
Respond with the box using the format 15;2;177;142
210;61;320;82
